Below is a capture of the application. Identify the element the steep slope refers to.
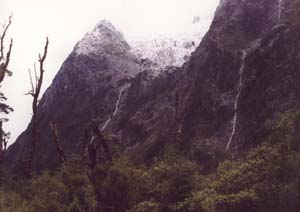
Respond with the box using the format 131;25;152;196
6;20;143;171
111;0;300;159
171;0;300;151
5;19;190;171
6;0;300;170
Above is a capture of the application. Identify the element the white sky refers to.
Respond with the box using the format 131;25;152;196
0;0;219;145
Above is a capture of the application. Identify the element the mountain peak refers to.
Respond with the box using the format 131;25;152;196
94;19;116;32
74;20;128;56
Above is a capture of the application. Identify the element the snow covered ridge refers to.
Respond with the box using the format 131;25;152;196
129;33;201;70
74;19;207;72
74;20;130;56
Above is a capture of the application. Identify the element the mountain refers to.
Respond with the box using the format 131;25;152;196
127;15;213;75
6;0;300;171
116;0;300;158
130;36;198;75
174;0;300;152
4;19;192;170
5;20;142;170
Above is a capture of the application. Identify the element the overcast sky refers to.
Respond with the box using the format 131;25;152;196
0;0;219;145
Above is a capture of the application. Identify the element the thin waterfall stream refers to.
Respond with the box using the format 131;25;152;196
278;0;283;23
101;84;131;131
226;50;247;151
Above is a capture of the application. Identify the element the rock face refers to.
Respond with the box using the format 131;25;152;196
174;0;300;152
5;19;186;170
6;0;300;170
6;20;142;170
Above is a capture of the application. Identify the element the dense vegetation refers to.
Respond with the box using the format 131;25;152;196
0;111;300;212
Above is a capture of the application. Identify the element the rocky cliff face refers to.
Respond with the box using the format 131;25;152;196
115;0;300;157
6;20;142;170
5;20;189;170
175;0;300;152
6;0;300;170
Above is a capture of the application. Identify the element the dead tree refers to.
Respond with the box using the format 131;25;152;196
82;121;112;171
91;121;112;163
0;15;13;163
0;14;13;79
0;122;9;162
83;121;112;212
81;126;90;161
49;122;66;163
25;37;49;176
87;136;98;170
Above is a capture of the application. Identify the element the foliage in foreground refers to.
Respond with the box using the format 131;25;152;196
1;112;300;212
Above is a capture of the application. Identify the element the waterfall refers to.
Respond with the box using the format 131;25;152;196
101;84;130;131
101;118;111;131
278;0;283;23
226;50;247;152
113;85;130;117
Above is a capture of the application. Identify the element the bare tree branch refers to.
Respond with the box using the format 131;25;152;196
49;122;66;163
0;14;13;84
88;136;97;170
0;122;8;162
0;15;13;164
0;14;12;63
27;68;35;95
83;122;110;211
33;63;38;88
33;37;48;111
91;121;112;162
4;38;13;70
82;126;89;161
26;37;49;177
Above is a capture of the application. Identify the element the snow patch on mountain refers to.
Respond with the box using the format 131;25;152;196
74;20;129;56
127;16;211;75
129;33;201;74
74;17;211;76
